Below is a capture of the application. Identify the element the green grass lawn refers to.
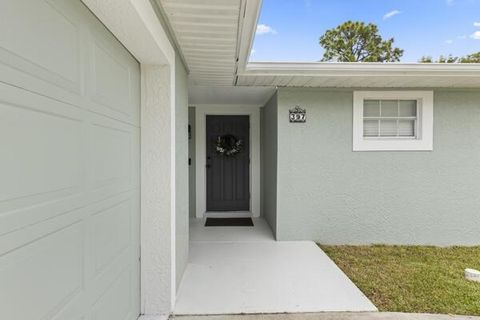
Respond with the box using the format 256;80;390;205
320;245;480;316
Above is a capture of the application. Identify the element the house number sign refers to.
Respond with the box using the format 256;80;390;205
289;106;306;123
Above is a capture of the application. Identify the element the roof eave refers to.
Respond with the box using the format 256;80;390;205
235;0;263;79
242;62;480;77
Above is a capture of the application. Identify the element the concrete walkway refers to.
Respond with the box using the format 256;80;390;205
175;219;376;315
172;312;480;320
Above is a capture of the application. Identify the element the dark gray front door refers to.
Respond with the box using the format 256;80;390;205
206;115;250;211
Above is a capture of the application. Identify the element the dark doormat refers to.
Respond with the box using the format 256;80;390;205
205;217;254;227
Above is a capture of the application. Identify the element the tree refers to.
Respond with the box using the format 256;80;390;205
420;52;480;63
460;52;480;63
319;21;404;62
419;56;433;63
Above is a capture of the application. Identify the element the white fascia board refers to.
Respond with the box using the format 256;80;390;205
242;62;480;77
236;0;263;72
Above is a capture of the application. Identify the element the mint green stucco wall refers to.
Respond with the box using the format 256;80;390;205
261;93;278;236
276;88;480;245
175;53;189;288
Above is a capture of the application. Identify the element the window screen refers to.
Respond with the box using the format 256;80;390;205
363;99;417;138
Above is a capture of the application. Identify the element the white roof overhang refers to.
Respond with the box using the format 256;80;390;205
156;1;480;89
237;62;480;88
157;0;261;86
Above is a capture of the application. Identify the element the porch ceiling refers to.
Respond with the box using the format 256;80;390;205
188;86;275;106
157;0;261;87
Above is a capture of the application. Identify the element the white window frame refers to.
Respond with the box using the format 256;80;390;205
353;91;434;151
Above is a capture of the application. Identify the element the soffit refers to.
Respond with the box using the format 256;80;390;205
158;0;244;86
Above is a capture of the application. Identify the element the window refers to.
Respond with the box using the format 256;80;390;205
353;91;433;151
363;99;417;138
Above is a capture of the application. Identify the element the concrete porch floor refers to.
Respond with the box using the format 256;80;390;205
174;219;377;315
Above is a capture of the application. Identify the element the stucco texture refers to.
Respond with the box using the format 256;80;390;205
261;93;278;236
141;64;173;314
276;88;480;245
175;53;189;288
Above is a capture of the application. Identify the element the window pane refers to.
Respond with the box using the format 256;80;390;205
380;100;398;117
399;100;417;117
364;100;380;117
379;120;397;136
363;120;379;137
398;120;415;137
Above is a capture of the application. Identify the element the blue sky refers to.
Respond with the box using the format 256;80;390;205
250;0;480;62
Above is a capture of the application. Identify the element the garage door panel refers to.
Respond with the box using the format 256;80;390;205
91;123;132;188
86;244;137;314
91;42;133;117
0;203;84;255
0;83;85;226
50;296;86;320
0;221;84;320
0;0;82;95
83;191;139;316
87;109;140;194
87;15;141;125
92;269;134;320
86;23;140;126
0;87;84;205
0;192;86;237
87;116;139;203
0;0;140;127
92;199;132;274
0;0;141;319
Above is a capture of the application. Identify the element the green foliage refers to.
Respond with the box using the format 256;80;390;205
319;21;404;62
419;56;434;63
420;52;480;63
462;52;480;63
321;245;480;316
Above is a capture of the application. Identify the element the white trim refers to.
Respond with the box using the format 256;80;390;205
195;105;261;219
244;62;480;76
238;63;480;89
353;91;434;151
236;0;263;73
169;66;176;311
82;0;177;317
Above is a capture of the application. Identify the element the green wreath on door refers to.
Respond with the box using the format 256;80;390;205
215;134;243;157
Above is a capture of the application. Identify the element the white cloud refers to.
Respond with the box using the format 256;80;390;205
445;39;454;44
256;24;277;35
474;21;480;27
446;0;455;6
471;31;480;39
383;10;401;20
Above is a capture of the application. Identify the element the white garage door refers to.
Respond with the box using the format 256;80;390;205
0;1;141;319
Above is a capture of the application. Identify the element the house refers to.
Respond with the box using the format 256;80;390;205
1;0;480;319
